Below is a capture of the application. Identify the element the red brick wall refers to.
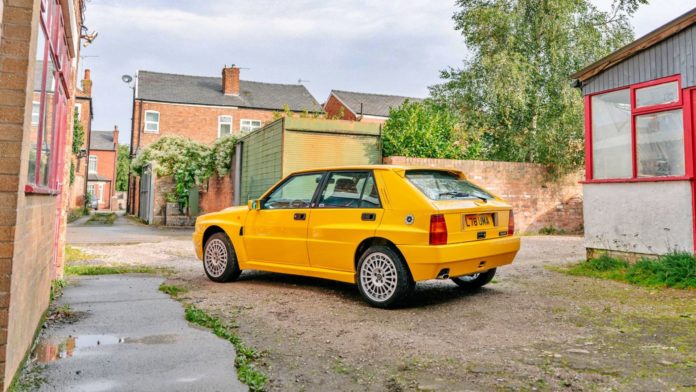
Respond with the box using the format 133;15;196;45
323;94;356;121
89;149;116;210
132;100;279;148
200;172;235;214
383;156;583;234
69;95;91;208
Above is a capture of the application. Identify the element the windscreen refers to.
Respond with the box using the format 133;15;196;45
405;170;494;201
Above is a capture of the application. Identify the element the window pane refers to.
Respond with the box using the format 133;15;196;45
264;173;322;209
220;116;231;124
89;156;97;173
145;111;159;122
636;81;679;108
636;109;684;177
591;89;632;179
405;170;494;200
145;122;158;131
28;31;46;184
219;123;231;136
39;63;56;187
318;172;369;208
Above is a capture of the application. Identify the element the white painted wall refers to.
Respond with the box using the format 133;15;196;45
584;181;694;255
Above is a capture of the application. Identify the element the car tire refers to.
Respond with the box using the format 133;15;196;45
203;232;241;283
451;268;496;289
356;245;414;308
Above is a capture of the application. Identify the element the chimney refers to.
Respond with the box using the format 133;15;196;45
113;125;119;149
81;69;92;96
222;66;240;96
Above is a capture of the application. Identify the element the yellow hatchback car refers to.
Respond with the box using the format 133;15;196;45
193;166;520;308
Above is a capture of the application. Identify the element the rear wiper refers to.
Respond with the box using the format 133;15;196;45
438;191;487;202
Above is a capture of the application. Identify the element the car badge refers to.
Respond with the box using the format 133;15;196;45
405;214;415;225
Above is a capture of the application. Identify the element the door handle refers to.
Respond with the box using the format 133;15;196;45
294;213;306;221
361;213;376;221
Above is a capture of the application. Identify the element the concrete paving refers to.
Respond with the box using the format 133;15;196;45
36;275;246;392
68;213;192;245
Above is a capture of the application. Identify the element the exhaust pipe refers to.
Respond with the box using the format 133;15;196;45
436;268;450;280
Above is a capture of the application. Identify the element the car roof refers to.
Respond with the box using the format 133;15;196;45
288;165;461;175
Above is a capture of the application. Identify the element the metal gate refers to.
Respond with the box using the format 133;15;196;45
139;163;155;224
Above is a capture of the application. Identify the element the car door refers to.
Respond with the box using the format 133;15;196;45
243;172;324;266
307;171;384;272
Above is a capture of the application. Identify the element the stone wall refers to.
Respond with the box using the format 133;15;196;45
383;156;584;234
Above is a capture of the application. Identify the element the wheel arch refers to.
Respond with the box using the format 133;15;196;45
354;237;412;278
202;225;227;247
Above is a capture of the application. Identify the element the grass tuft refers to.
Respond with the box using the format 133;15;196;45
564;252;696;289
65;245;93;263
65;264;161;276
50;279;66;301
86;212;117;225
184;305;267;391
158;283;188;297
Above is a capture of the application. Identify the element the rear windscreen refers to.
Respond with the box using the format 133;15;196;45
405;170;494;201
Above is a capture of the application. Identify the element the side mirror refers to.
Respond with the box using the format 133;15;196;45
248;199;262;210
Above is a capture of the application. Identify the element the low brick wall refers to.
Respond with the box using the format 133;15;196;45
383;156;583;233
200;173;235;214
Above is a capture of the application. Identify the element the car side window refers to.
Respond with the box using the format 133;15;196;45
264;173;323;209
318;172;381;208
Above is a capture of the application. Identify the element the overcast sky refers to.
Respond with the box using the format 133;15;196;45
79;0;695;144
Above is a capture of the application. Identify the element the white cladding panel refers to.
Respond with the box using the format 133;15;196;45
584;181;693;255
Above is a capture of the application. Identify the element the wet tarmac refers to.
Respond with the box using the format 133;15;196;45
32;275;246;392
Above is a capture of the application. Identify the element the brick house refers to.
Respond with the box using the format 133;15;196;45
88;127;118;210
0;0;86;389
69;69;93;209
127;66;321;217
323;90;422;124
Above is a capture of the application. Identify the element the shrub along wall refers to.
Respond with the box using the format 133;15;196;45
383;156;583;234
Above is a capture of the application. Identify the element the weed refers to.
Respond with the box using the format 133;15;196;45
562;252;696;289
65;245;93;263
65;264;162;276
332;358;351;375
184;305;267;391
67;207;88;223
538;226;567;235
50;279;66;301
86;212;117;225
158;283;188;297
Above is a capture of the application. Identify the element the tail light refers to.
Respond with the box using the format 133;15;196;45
429;214;448;245
508;210;515;235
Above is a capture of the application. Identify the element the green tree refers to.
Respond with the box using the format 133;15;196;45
382;100;469;159
431;0;646;174
116;145;130;192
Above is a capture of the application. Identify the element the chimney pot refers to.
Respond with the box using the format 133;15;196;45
222;66;240;96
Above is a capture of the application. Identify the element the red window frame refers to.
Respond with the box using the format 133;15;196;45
584;74;693;183
26;0;72;195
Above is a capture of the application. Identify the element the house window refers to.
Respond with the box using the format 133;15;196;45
218;115;232;137
26;0;71;193
144;110;160;133
98;183;104;202
588;76;686;181
87;184;95;198
88;155;97;173
32;101;40;125
240;119;262;133
74;103;81;119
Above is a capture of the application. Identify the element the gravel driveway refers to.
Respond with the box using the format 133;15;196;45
70;222;696;392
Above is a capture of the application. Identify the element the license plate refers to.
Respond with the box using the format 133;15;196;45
464;214;493;229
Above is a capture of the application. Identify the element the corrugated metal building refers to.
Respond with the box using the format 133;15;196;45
571;8;696;258
238;117;382;203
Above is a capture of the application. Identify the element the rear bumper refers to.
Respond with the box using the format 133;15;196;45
398;236;520;281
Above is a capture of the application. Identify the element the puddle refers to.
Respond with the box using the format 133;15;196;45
34;334;178;363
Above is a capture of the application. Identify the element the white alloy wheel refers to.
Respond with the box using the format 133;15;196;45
359;252;398;302
204;238;228;278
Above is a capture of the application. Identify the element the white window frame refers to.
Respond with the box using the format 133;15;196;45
74;103;81;119
240;119;263;133
87;184;95;197
98;183;104;202
144;110;160;134
32;101;40;125
218;115;233;138
88;155;97;174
